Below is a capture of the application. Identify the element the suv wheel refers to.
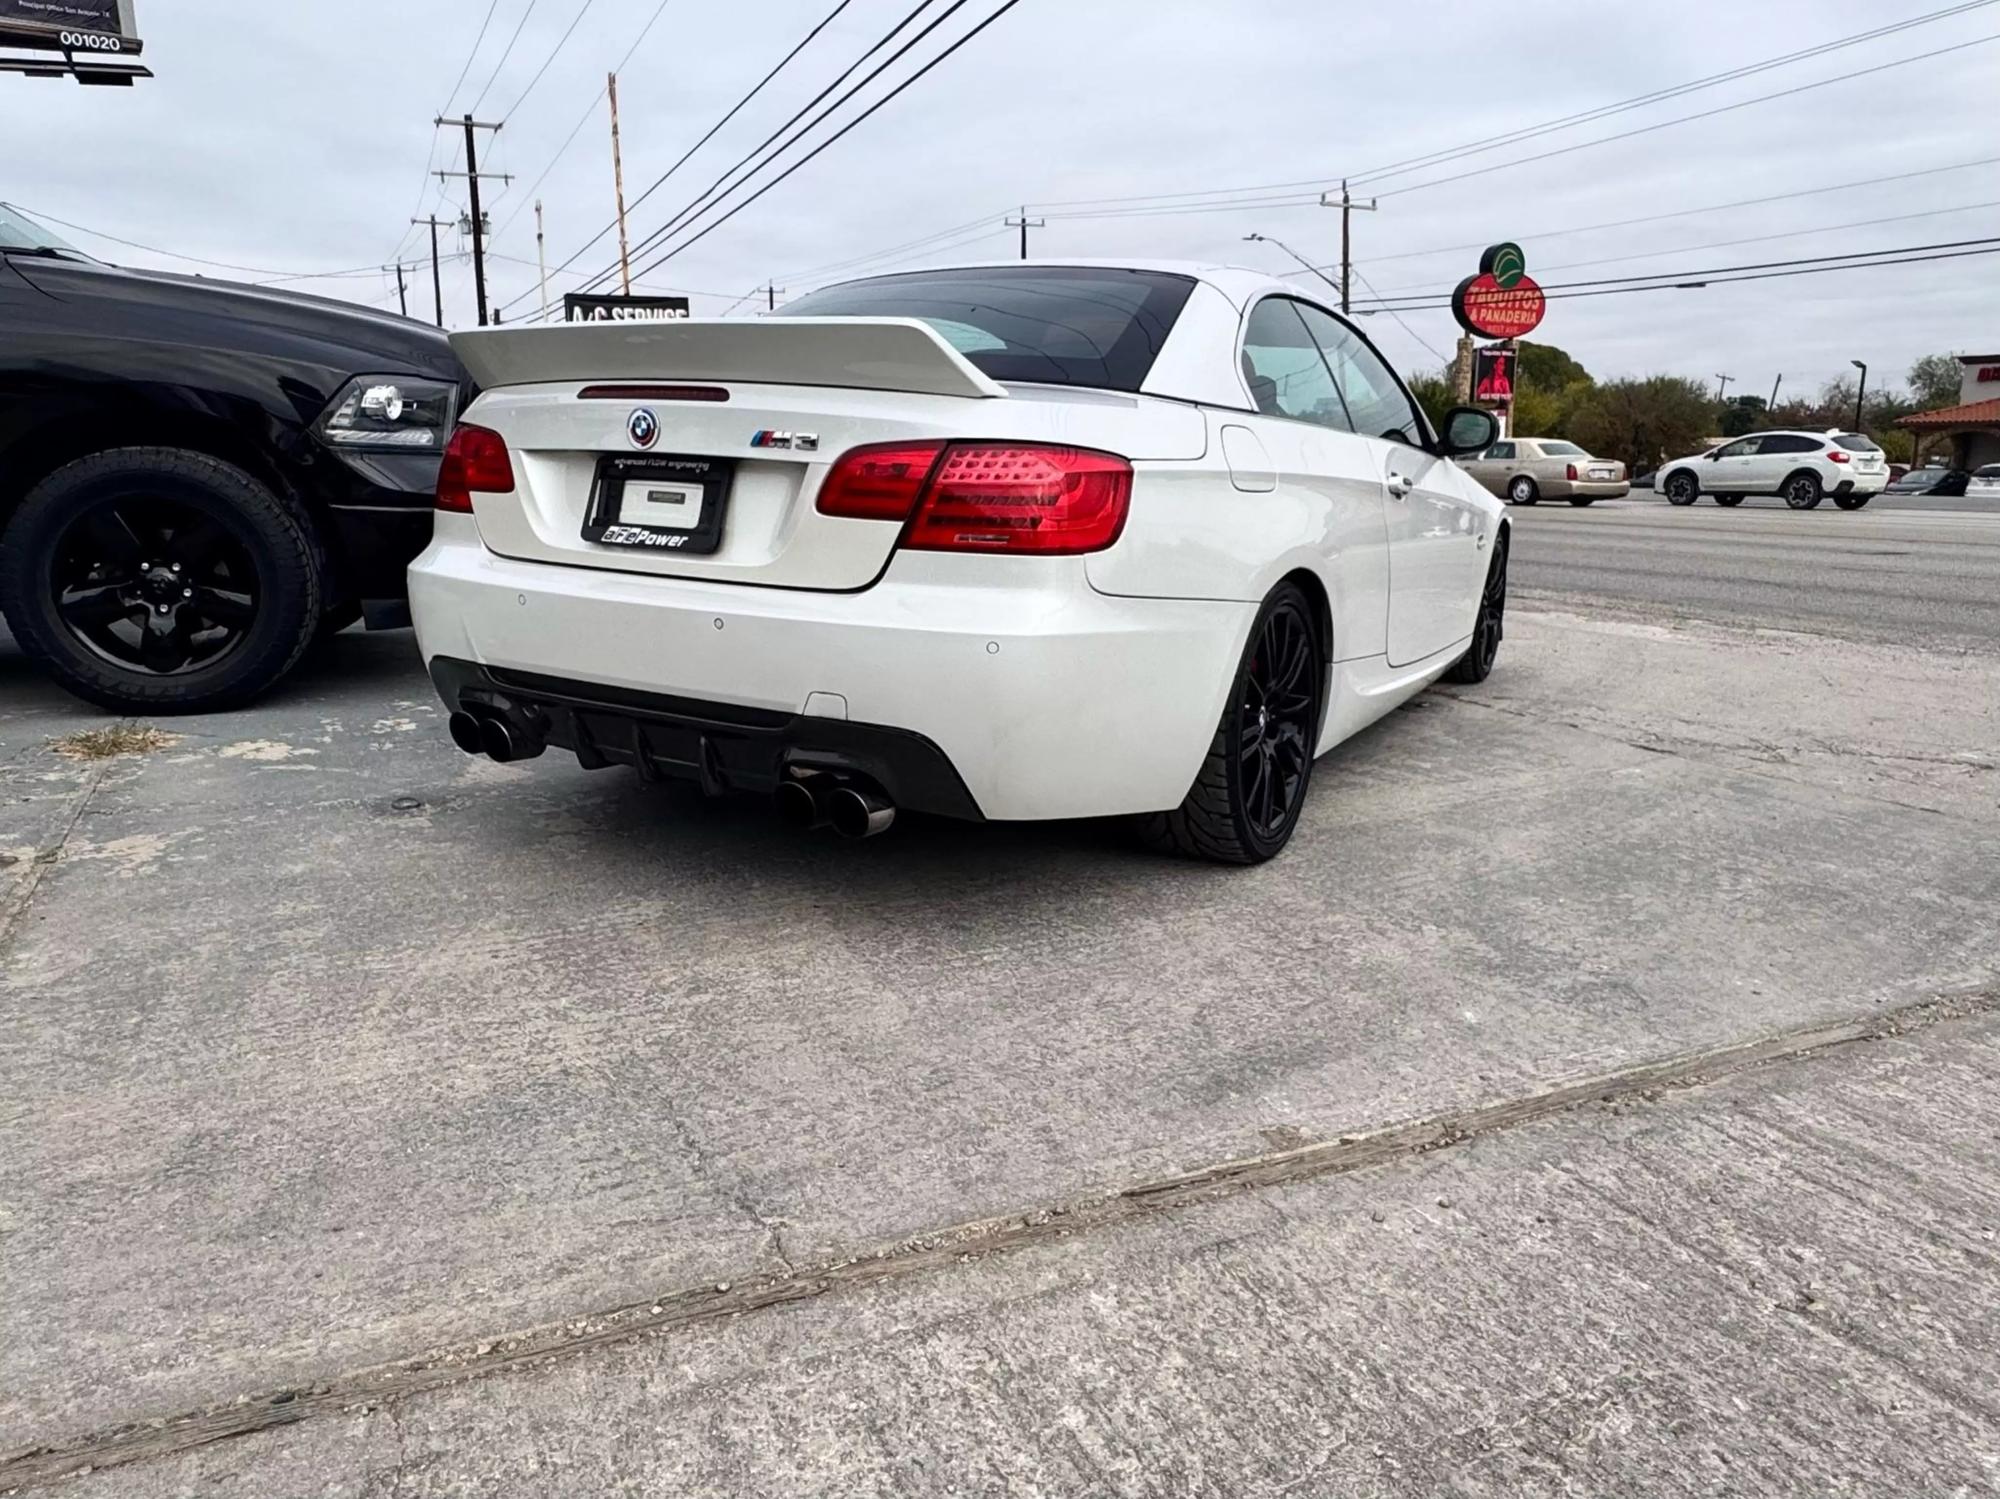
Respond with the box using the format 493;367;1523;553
1783;471;1824;510
1664;471;1699;506
1715;494;1744;507
1832;492;1872;511
0;448;322;713
1138;582;1322;865
1507;475;1538;505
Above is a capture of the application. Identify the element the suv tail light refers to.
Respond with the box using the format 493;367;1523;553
817;441;1132;555
1565;463;1579;481
1827;450;1850;463
437;423;515;512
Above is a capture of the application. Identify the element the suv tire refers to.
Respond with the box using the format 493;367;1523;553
0;447;323;714
1783;471;1824;510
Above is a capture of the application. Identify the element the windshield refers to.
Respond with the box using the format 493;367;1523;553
775;266;1197;392
1538;441;1585;456
0;202;84;255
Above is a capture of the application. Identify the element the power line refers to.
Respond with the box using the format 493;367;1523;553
489;0;681;245
2;201;402;281
784;218;1011;286
500;0;595;120
503;0;882;313
1278;155;2000;276
1022;0;2000;218
1349;267;1446;364
440;0;505;116
604;0;1030;303
467;0;541;117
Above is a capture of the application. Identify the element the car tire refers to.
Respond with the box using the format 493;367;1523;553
1137;581;1323;865
0;447;323;714
1715;494;1744;507
1507;476;1539;505
1443;529;1507;687
1566;495;1596;507
1832;492;1871;510
1783;471;1824;510
1664;471;1699;506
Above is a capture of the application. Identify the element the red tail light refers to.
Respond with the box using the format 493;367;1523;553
1827;451;1850;463
816;441;945;521
1566;463;1579;481
818;441;1132;555
437;423;515;513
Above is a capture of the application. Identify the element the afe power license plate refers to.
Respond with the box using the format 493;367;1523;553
583;453;734;554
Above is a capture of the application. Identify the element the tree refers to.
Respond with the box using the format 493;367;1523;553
1563;376;1715;473
1509;383;1563;438
1719;394;1766;437
1516;341;1591;393
1908;352;1962;410
1405;369;1456;435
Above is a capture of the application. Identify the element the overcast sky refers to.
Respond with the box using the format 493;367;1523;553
6;0;1997;396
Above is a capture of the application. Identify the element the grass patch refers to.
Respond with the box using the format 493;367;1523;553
49;725;179;760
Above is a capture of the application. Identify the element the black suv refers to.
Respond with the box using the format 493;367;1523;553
0;203;468;712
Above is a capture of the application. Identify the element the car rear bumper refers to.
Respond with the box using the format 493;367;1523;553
407;515;1254;821
1543;479;1630;498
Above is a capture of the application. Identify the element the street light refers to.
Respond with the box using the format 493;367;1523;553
1242;233;1342;298
1851;359;1867;431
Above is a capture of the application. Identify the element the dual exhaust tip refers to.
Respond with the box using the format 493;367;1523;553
775;774;896;840
449;709;894;839
448;709;544;764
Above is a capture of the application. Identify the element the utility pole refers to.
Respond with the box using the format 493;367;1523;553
1851;359;1868;430
1769;373;1782;409
1004;205;1044;260
435;113;509;326
534;200;550;323
608;72;633;294
762;283;785;312
1714;373;1734;403
386;262;408;317
1319;180;1378;315
411;215;449;327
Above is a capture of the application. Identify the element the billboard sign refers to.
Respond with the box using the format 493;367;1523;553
564;292;691;323
1452;242;1545;340
0;0;142;51
1473;345;1516;406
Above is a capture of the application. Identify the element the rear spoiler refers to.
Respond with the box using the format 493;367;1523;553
450;316;1008;400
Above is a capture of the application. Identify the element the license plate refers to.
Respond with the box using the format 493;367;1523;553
584;453;733;554
1589;467;1615;480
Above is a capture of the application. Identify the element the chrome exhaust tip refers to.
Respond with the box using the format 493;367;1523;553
774;777;829;831
827;784;896;840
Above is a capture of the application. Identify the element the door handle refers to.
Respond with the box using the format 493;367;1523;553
1386;472;1413;499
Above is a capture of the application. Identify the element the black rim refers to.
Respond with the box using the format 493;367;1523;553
1470;545;1507;673
1239;602;1316;840
1668;475;1695;502
1787;477;1817;507
49;497;260;675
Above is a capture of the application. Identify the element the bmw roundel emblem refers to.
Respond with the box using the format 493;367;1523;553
626;407;659;449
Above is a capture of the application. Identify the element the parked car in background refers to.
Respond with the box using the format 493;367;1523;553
1459;437;1629;506
1654;430;1890;510
1968;464;2000;502
1882;466;1970;497
411;262;1511;864
0;202;469;712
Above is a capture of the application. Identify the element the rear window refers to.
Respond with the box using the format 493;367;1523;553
775;266;1197;392
1977;465;2000;478
1834;433;1881;452
1537;441;1585;456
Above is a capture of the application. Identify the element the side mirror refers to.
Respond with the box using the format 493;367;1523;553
1439;406;1499;457
1705;452;1719;461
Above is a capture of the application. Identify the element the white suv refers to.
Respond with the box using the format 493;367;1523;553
1655;430;1890;510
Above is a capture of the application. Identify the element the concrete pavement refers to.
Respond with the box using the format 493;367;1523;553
2;507;1997;1490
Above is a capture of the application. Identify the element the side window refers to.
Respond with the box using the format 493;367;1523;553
1764;434;1820;454
1292;303;1424;447
1240;298;1352;430
1485;442;1516;461
1716;438;1762;458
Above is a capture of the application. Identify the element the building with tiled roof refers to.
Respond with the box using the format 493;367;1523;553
1898;356;2000;469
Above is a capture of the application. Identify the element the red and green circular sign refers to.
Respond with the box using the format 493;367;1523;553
1452;242;1545;339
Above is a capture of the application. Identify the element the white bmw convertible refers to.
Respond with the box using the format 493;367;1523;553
411;262;1508;863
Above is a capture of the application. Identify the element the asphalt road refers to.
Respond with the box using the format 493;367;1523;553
3;502;1998;1493
1508;498;2000;656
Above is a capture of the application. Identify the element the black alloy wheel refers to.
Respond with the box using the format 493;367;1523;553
0;448;322;713
1139;582;1323;865
51;496;260;676
1784;471;1824;510
1444;532;1508;686
1664;471;1699;506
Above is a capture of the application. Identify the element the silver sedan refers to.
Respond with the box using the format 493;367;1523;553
1460;438;1630;506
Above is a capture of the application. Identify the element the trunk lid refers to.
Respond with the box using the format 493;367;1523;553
451;322;1205;590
